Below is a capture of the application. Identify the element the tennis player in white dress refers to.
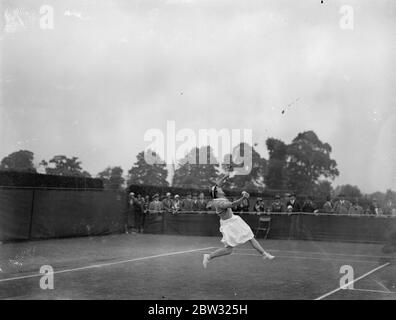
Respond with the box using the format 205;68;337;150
203;172;274;268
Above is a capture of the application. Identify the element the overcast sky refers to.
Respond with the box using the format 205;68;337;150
1;0;395;193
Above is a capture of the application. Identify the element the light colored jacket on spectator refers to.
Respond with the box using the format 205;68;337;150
149;200;163;213
333;200;351;214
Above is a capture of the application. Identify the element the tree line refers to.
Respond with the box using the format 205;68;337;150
0;130;394;203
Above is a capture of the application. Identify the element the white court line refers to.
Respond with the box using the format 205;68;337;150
315;262;390;300
220;252;379;264
0;246;215;283
234;248;394;260
374;280;392;292
348;288;396;295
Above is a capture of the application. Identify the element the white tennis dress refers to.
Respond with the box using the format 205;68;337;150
212;198;254;247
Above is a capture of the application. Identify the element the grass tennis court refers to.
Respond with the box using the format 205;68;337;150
0;234;395;300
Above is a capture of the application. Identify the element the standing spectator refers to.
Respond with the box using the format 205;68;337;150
162;192;174;214
254;197;265;213
383;199;395;216
240;196;250;212
302;196;316;213
173;195;182;214
284;193;291;206
126;192;135;233
196;192;207;212
322;196;333;213
149;193;163;213
348;200;364;215
286;193;301;212
133;194;145;233
270;195;285;212
368;198;382;216
192;193;200;211
182;193;194;212
143;195;150;217
333;194;351;215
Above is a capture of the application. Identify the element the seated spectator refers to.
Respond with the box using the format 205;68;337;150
182;193;194;212
322;196;333;213
286;193;301;212
162;192;173;213
254;197;265;213
302;196;316;213
348;200;364;215
333;193;351;215
270;195;285;212
149;194;163;213
173;195;182;214
196;192;207;212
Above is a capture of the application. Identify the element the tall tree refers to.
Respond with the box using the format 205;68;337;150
128;150;169;186
0;150;36;172
221;143;267;191
312;180;334;199
286;131;339;194
265;138;288;190
97;166;125;190
334;184;362;199
172;146;219;188
40;155;91;177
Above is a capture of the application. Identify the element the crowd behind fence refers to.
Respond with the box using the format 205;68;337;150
127;191;396;217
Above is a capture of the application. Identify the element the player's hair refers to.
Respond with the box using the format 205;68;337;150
210;185;218;198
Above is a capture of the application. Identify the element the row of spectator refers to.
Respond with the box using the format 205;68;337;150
257;193;396;216
128;192;396;216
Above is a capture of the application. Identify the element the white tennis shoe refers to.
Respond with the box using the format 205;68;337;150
263;253;275;260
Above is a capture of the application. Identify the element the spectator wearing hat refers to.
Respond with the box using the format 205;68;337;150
239;196;250;212
162;192;174;214
196;192;207;212
173;195;182;214
284;193;291;205
149;194;163;213
348;199;364;215
143;195;150;215
302;196;316;213
254;198;265;213
133;194;145;233
367;198;382;216
182;193;194;212
126;192;135;233
286;193;301;212
333;194;351;215
270;195;285;212
192;193;200;212
322;196;333;213
383;199;395;216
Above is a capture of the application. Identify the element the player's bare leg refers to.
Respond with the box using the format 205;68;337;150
203;246;233;268
249;238;274;260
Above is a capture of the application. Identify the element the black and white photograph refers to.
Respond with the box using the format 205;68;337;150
0;0;395;305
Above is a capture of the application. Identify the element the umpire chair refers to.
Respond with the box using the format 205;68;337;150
255;214;271;239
